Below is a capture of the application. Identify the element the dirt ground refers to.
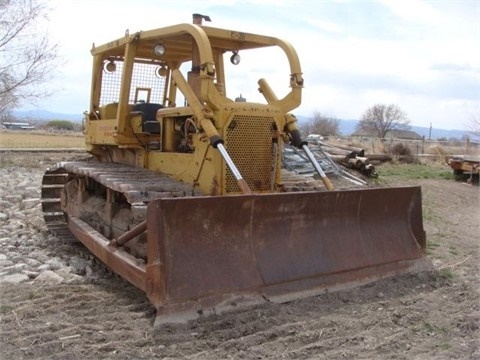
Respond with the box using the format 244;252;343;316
0;152;479;360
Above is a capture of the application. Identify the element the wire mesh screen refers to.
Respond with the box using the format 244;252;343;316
100;61;123;106
100;60;166;106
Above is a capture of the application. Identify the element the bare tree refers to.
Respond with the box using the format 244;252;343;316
467;111;480;137
356;104;410;139
301;111;340;137
0;0;59;115
0;109;14;124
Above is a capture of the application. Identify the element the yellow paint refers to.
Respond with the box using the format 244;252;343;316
83;21;304;195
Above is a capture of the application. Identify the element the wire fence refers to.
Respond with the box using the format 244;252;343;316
336;136;480;157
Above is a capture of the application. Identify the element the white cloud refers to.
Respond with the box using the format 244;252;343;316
303;18;344;34
379;0;443;25
20;0;480;131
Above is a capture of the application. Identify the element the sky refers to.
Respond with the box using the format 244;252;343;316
26;0;480;131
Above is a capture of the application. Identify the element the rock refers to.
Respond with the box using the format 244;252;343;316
2;263;28;274
25;206;42;217
6;220;26;231
22;270;40;279
0;201;11;210
70;257;91;275
21;198;40;210
25;258;42;268
55;268;85;284
13;212;27;220
0;273;29;284
29;250;50;263
6;251;23;262
35;270;64;285
37;264;52;271
3;194;22;203
46;257;64;270
4;245;17;252
23;187;39;199
0;237;10;244
0;259;14;268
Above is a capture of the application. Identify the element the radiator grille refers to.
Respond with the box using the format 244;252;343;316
225;115;277;193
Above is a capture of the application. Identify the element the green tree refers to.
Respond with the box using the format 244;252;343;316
46;120;75;131
301;111;340;137
356;104;410;139
0;0;59;115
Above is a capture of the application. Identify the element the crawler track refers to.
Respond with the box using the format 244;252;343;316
40;160;199;247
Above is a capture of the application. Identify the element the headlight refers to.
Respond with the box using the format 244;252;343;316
154;44;166;57
230;51;240;65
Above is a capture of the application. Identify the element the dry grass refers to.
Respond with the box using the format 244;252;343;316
0;130;85;149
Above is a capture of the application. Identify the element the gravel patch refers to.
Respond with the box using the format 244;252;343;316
0;166;96;286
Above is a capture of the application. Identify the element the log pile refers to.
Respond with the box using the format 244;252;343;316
310;141;378;178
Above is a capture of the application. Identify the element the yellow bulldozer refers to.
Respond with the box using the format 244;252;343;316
41;14;428;326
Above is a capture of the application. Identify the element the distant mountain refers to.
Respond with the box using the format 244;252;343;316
338;119;359;136
12;109;83;122
408;125;476;141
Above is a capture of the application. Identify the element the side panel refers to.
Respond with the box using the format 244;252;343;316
85;119;118;145
147;142;221;195
147;186;426;304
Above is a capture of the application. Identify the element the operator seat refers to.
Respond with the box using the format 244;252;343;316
133;102;163;133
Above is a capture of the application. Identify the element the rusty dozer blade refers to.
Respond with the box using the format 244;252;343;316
145;186;428;326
